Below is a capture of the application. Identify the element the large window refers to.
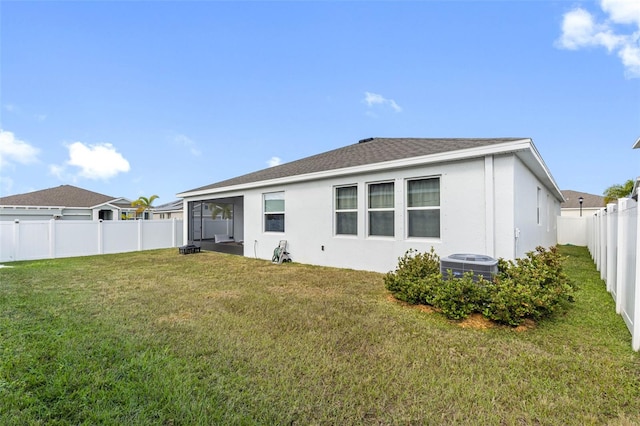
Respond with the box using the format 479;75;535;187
335;185;357;235
264;192;285;232
407;177;440;238
368;182;394;236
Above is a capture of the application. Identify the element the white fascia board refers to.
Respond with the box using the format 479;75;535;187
516;140;564;202
90;203;118;209
633;137;640;149
178;139;535;199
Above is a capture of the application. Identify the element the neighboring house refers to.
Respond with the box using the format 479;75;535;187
177;137;564;273
152;200;184;220
560;190;605;217
0;185;137;221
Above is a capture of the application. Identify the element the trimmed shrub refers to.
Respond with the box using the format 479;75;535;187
484;246;576;325
385;246;576;326
433;272;490;320
384;248;441;305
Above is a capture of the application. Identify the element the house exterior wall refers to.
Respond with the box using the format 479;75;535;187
210;155;528;273
561;207;600;218
0;207;64;221
183;153;560;273
493;155;517;259
513;156;560;258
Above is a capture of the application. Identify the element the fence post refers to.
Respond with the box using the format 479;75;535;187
98;219;103;254
49;219;56;259
615;199;629;314
12;219;20;261
172;218;176;247
634;200;640;351
600;208;607;280
138;219;143;251
606;203;618;293
594;211;601;269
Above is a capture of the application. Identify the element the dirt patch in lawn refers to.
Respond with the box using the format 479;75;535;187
387;293;537;331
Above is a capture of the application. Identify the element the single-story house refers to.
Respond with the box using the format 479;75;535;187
0;185;137;221
560;190;605;217
177;137;564;273
152;200;184;220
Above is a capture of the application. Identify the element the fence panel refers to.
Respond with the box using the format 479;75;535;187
19;221;51;260
619;202;637;333
103;220;139;254
55;221;100;258
557;216;587;245
0;219;183;263
588;198;639;351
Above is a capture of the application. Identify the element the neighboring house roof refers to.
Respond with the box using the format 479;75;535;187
180;137;559;197
154;200;183;213
0;185;125;208
560;190;605;209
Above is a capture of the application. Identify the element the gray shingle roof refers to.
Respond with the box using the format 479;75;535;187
0;185;119;207
185;137;526;193
560;190;605;208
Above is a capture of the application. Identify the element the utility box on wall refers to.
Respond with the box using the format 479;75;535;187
440;254;498;282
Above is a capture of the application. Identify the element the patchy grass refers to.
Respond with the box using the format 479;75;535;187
0;246;638;425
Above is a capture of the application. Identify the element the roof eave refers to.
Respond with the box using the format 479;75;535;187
179;139;538;199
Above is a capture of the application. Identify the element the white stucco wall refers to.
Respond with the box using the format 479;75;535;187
560;207;600;218
492;155;517;259
513;157;561;258
237;155;519;273
184;152;561;273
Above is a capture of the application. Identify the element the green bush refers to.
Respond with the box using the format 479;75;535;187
384;248;441;305
385;246;576;326
434;272;489;320
484;246;576;325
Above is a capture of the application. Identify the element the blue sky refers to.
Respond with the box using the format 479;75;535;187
1;1;639;205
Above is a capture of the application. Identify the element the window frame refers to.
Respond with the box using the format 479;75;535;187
406;176;441;239
263;191;285;233
367;181;395;237
334;185;358;236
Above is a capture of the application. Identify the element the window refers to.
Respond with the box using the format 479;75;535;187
407;178;440;238
537;187;541;225
335;186;357;235
264;192;285;232
368;182;394;236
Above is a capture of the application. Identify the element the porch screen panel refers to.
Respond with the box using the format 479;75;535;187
407;178;440;238
336;186;357;235
188;201;203;241
368;182;394;237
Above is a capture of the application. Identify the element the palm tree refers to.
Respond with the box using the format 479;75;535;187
209;203;233;235
209;203;233;220
603;179;634;204
131;195;159;219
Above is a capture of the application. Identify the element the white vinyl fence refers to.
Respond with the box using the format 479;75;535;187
586;198;640;351
0;219;183;263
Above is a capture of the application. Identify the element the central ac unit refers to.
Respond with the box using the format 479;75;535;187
440;253;498;282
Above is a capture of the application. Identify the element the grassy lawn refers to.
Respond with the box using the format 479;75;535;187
1;245;639;425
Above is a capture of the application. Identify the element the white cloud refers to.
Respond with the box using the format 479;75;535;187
601;0;640;26
174;134;201;156
59;142;130;180
556;1;640;78
0;129;40;168
363;92;403;113
267;156;282;167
